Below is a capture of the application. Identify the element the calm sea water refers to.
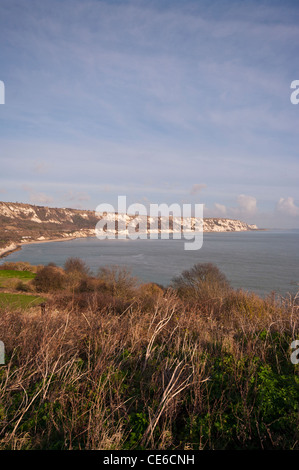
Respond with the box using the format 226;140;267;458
1;230;299;297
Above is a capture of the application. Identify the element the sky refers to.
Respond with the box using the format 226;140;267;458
0;0;299;228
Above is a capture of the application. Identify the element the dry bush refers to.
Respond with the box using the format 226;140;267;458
0;264;298;450
0;262;37;272
137;283;165;311
97;265;138;300
15;281;32;293
50;291;132;316
33;265;65;293
63;258;91;292
171;262;231;305
64;258;90;277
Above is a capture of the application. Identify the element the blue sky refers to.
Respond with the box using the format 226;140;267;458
0;0;299;228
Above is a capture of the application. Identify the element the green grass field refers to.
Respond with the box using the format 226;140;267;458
0;270;36;279
0;269;36;290
0;292;45;309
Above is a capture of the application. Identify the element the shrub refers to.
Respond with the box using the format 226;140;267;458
137;282;165;310
33;265;65;292
51;291;130;315
64;257;90;277
138;282;164;297
171;262;231;302
64;258;91;291
0;262;36;272
97;265;138;300
16;281;31;292
77;277;98;293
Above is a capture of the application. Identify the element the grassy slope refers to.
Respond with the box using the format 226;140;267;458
0;269;41;306
0;270;35;279
0;293;45;309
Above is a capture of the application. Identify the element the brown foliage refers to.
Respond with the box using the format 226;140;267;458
33;265;65;292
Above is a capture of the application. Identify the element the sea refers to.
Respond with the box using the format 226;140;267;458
1;229;299;298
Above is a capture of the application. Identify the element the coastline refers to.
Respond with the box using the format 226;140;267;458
0;236;79;260
0;243;21;259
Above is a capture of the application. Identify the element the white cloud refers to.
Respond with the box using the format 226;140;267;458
205;195;257;220
236;194;257;216
277;197;299;217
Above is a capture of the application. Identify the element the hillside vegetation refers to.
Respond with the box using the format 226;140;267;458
0;259;298;450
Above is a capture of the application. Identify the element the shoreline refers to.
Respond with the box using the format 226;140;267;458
0;227;266;261
0;236;79;260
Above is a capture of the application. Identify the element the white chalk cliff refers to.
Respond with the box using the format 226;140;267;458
0;201;258;256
